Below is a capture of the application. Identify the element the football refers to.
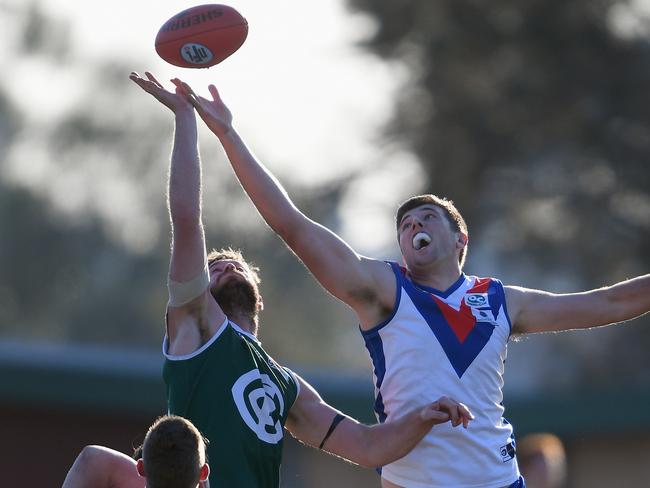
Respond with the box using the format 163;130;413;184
155;4;248;68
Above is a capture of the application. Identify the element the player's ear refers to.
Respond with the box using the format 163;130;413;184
258;297;264;312
456;231;468;249
136;458;146;478
199;463;210;481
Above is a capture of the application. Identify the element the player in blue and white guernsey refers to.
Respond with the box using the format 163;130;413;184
179;79;650;488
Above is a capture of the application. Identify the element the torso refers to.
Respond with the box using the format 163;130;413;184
163;320;299;488
361;262;521;488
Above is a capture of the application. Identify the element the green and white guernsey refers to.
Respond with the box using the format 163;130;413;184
162;318;300;487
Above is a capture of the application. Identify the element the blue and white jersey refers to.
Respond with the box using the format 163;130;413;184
361;262;520;488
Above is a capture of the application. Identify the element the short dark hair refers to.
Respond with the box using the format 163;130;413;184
395;194;469;268
142;415;208;488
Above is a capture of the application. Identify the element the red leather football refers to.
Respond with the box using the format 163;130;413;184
155;4;248;68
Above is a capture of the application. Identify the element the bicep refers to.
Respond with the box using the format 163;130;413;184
285;376;342;447
286;218;394;310
507;285;614;334
285;375;367;462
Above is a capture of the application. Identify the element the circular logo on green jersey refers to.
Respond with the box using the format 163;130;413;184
232;369;285;444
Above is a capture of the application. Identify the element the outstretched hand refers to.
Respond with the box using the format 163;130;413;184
129;71;193;114
172;79;234;137
420;396;474;429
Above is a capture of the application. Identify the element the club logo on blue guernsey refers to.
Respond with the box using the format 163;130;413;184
232;369;285;443
465;293;488;307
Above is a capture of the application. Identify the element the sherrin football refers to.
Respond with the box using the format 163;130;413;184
155;4;248;68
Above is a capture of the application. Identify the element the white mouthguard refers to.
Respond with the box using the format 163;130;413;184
413;232;432;250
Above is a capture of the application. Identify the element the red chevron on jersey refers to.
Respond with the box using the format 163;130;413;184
469;277;491;293
431;295;475;343
428;277;494;343
400;273;504;378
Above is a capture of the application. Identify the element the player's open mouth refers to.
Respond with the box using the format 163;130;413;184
413;232;432;250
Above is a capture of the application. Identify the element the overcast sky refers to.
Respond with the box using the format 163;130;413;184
1;0;430;255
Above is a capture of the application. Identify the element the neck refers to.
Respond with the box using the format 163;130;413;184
407;260;463;292
229;312;258;336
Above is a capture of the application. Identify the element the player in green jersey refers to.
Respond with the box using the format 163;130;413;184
61;72;473;488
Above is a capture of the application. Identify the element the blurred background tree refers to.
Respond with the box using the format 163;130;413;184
0;2;363;370
0;0;648;393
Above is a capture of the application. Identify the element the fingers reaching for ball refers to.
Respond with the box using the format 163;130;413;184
130;72;234;135
208;85;222;103
145;72;164;88
168;80;234;138
171;79;202;108
129;72;193;113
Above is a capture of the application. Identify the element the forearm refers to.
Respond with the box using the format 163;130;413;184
359;410;433;467
216;126;380;304
604;274;650;323
168;110;207;280
287;378;464;469
169;110;201;226
321;410;433;468
217;128;302;236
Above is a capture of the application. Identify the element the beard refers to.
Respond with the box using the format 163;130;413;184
212;278;259;321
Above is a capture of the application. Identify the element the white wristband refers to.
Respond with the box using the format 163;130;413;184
167;262;210;307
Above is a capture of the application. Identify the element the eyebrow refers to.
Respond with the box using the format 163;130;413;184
399;205;439;228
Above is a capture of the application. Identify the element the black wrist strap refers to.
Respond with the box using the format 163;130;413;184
319;413;346;449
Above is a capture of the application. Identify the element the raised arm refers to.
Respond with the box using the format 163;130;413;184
178;81;395;326
129;73;224;353
285;375;473;468
506;274;650;334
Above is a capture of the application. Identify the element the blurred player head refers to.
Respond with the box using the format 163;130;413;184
136;415;209;488
517;432;567;488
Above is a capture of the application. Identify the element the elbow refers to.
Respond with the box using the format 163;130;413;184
359;452;402;470
356;440;377;469
352;448;377;469
361;456;386;470
74;445;123;471
272;215;305;245
362;449;408;469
